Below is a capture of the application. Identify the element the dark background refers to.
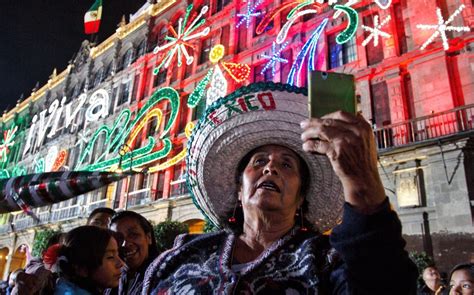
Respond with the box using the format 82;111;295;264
0;0;146;114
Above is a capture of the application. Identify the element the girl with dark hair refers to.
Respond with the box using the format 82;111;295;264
448;263;474;294
108;211;158;295
47;226;123;295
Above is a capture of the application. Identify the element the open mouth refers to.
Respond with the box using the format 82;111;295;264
257;180;281;192
122;249;138;259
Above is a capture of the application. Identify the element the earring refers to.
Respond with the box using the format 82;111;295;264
299;207;308;232
229;201;240;223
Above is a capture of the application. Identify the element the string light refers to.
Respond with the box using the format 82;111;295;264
260;41;289;77
236;0;263;29
52;150;68;172
206;66;227;106
333;0;358;19
221;62;251;83
209;44;225;64
333;4;359;44
278;9;318;44
362;15;392;47
0;125;18;163
416;5;470;51
153;4;210;72
188;69;214;108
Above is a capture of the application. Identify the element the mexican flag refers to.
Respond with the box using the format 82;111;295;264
84;0;102;34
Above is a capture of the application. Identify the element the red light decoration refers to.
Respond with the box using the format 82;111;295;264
51;150;68;172
221;62;251;83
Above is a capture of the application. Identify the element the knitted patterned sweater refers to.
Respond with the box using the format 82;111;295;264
142;199;418;294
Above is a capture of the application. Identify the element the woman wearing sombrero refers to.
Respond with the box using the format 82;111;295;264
143;83;418;294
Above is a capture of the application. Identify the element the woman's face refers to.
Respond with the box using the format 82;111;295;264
110;217;152;272
239;145;303;216
91;238;124;289
449;269;473;295
423;267;441;282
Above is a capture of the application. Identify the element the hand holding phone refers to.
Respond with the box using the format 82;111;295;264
308;70;356;118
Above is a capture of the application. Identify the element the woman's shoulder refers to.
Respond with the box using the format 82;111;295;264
54;278;93;295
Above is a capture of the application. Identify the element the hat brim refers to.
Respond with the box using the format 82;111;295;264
186;82;344;232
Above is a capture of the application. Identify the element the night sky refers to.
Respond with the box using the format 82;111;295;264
0;0;146;114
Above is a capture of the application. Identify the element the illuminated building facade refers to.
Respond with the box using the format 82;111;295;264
0;0;472;276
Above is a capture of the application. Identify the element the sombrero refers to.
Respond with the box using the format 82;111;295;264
186;82;344;231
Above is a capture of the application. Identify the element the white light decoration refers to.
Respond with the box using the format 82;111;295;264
333;0;358;19
362;15;392;47
278;9;318;44
416;4;470;51
260;41;289;77
85;89;110;122
236;0;263;29
45;146;59;172
206;65;227;106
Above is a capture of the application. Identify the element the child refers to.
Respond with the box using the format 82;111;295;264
46;226;124;295
449;263;474;294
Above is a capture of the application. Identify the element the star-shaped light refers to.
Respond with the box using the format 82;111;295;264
261;41;289;77
153;4;210;72
236;0;263;29
333;0;358;19
362;15;392;47
416;4;470;51
0;126;18;163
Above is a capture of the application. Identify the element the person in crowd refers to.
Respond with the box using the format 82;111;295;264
5;269;23;295
87;207;116;229
142;84;418;294
108;211;158;295
448;263;473;294
11;232;63;295
47;226;123;295
418;265;445;294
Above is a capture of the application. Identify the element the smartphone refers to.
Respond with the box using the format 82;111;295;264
308;70;356;118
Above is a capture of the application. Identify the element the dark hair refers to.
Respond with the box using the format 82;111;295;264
58;226;115;291
449;263;474;280
110;211;159;261
224;145;312;233
87;207;116;223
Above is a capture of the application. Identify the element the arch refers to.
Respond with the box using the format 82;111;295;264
0;247;9;279
10;244;29;272
183;218;205;234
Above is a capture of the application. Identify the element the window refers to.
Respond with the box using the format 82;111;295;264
171;63;180;82
328;32;357;69
132;74;141;101
280;50;292;83
93;67;104;87
215;0;231;13
147;116;158;137
199;38;212;65
253;63;272;82
237;25;247;53
117;81;130;106
72;81;84;98
153;67;167;87
156;172;165;199
122;48;134;68
220;26;230;49
370;81;391;128
137;40;146;57
185;47;194;78
393;2;408;55
254;12;272;37
363;14;384;66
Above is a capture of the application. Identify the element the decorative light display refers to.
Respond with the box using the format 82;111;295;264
188;68;214;108
333;4;359;44
256;1;323;36
0;125;18;163
260;41;289;77
374;0;392;10
34;158;45;173
206;66;228;106
221;62;251;83
416;4;470;51
332;0;358;19
153;4;210;72
362;15;392;47
45;146;59;172
78;87;181;172
236;0;263;29
209;44;225;63
277;9;318;44
51;150;68;172
85;89;110;122
287;18;328;86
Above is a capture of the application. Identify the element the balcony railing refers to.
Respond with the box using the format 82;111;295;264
374;104;474;150
0;224;10;234
170;179;188;198
51;204;81;222
126;188;151;208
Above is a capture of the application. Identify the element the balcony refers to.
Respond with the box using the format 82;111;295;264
169;179;188;198
374;104;474;151
126;188;151;208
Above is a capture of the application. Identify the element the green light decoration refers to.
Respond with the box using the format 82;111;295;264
0;125;19;164
12;166;27;177
188;69;214;108
77;87;181;172
34;158;45;173
0;170;9;179
334;4;359;45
